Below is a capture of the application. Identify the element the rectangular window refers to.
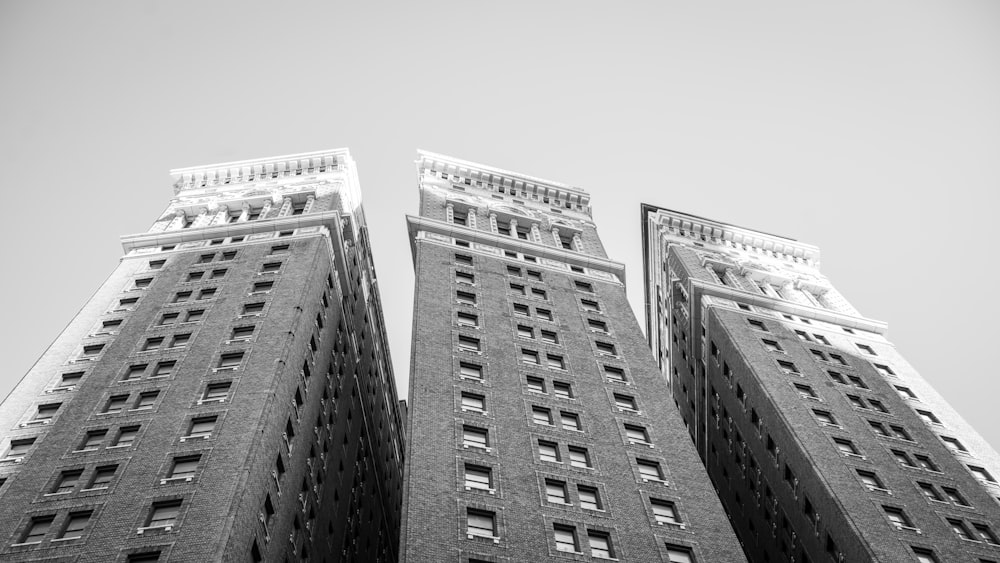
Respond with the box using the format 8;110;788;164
251;281;273;294
203;382;232;403
218;352;244;370
652;499;681;525
147;500;182;529
170;333;190;348
513;303;530;317
614;393;638;411
536;308;554;321
21;516;54;544
942;486;970;506
509;283;526;295
561;412;582;431
588;530;612;558
517;325;534;339
259;262;281;274
604;365;627;383
568;446;591;468
211;268;227;279
969;465;996;482
793;383;818;399
456;271;475;284
103;394;128;414
521;349;540;365
546;354;565;370
626;424;651;445
459;362;483;380
456;291;477;305
574;281;594;293
52;470;82;494
553;381;572;399
873;363;895;377
220;251;237;261
59;511;91;539
82;344;105;357
112;426;139;447
637;459;664;482
153;360;176;378
465;508;498;540
892;450;915;467
458;335;481;352
148;259;166;269
230;326;255;341
748;319;768;331
581;299;601;312
526;376;546;394
810;349;827;361
541;330;559;344
462;426;489;450
242;302;265;316
813;410;838;426
882;506;914;530
856;343;876;355
78;431;105;452
554;524;579;553
596;341;617;356
545;479;568;503
579;486;602;510
538;440;560;463
456;311;478;327
763;339;783;353
587;319;609;333
834;438;861;457
777;360;800;375
133;391;158;410
461;393;486;413
168;455;200;480
531;288;548;299
532;406;553;426
942;436;967;453
186;417;217;440
455;253;473;266
464;464;492;491
197;288;216;300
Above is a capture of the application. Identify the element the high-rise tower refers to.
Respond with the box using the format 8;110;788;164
0;150;405;562
642;204;1000;562
401;153;745;562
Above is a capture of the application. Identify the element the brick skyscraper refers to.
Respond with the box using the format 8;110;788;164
401;153;745;562
642;204;1000;562
0;150;405;562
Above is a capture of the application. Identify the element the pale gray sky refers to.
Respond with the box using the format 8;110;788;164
1;1;998;450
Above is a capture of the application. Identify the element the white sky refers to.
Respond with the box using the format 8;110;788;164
1;1;998;450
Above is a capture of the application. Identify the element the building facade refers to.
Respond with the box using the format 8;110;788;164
0;150;405;562
400;153;746;563
642;204;1000;562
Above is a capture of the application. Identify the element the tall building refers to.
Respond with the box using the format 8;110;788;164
0;150;405;562
642;204;1000;562
401;153;746;563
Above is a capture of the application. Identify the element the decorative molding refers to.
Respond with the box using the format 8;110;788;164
170;149;349;194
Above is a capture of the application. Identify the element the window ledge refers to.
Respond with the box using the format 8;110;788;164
10;541;41;547
43;491;72;497
628;440;654;448
19;419;52;427
180;435;210;443
841;453;867;460
461;408;487;415
464;486;496;495
71;449;97;454
212;366;240;373
197;398;226;405
137;525;174;534
865;486;892;495
80;486;108;492
656;521;687;530
160;476;194;485
50;536;81;543
466;534;500;544
462;445;492;453
45;386;77;394
641;477;669;485
892;524;922;534
106;444;132;450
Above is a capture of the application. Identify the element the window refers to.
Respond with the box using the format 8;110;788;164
833;438;861;457
942;486;970;506
545;479;568;503
113;426;139;447
604;365;627;383
637;459;665;482
546;354;565;369
56;371;84;389
202;382;231;403
873;363;895;377
889;425;911;441
882;506;914;530
651;498;681;525
509;283;526;295
455;253;473;266
813;410;838;426
59;511;91;539
828;353;848;366
78;431;105;452
553;381;572;399
568;446;592;468
82;343;105;357
763;339;783;353
942;436;968;453
847;395;866;409
242;302;265;315
561;412;581;431
28;403;61;424
579;486;602;510
916;410;940;424
456;271;475;285
170;333;190;348
158;312;179;326
626;424;651;445
197;288;216;300
466;509;496;539
458;335;481;352
251;281;273;294
856;343;876;355
810;349;827;361
269;244;290;255
892;449;915;467
541;330;558;344
814;334;830;345
459;362;483;381
517;325;534;339
146;500;182;530
527;269;542;281
536;308;554;321
185;417;217;440
917;482;943;501
52;470;82;494
869;420;890;437
521;349;540;365
197;253;214;264
531;288;547;299
869;399;888;413
186;272;204;282
912;547;939;563
153;360;176;378
457;291;477;305
21;516;53;544
974;523;1000;545
539;440;560;463
777;360;800;375
857;470;886;491
596;341;617;356
526;376;545;394
793;383;818;399
231;326;255;341
148;259;165;270
665;544;695;563
513;303;530;317
464;464;492;491
452;210;468;225
143;337;164;351
581;299;601;312
168;455;200;481
103;394;128;414
461;393;486;413
218;352;244;370
614;393;638;411
554;524;579;552
827;370;846;384
532;406;553;426
463;426;489;450
748;319;768;331
506;265;522;277
574;280;594;293
221;251;237;261
211;268;227;279
588;319;609;333
456;311;478;327
847;375;869;389
969;465;996;483
133;391;158;410
173;291;192;303
588;531;613;559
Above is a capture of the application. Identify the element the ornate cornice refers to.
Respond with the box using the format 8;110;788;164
120;211;343;252
643;204;820;266
417;150;591;215
170;149;351;194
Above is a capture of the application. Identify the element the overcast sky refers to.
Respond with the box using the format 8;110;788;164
1;1;998;450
